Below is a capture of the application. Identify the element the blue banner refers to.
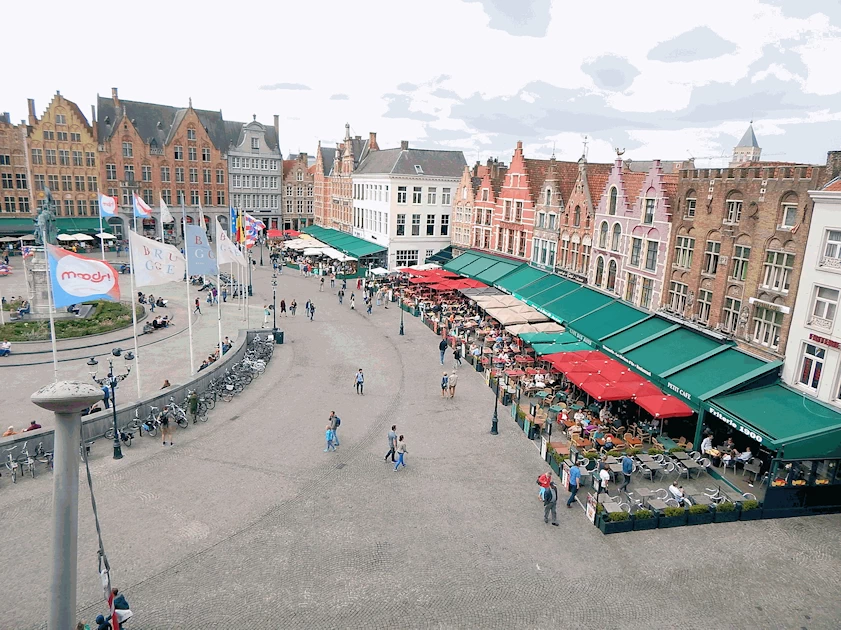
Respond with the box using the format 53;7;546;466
46;244;121;308
185;225;218;276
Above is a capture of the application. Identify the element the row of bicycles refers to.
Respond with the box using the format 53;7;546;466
1;334;275;484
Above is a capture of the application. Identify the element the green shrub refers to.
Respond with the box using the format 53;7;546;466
608;511;629;522
668;446;687;453
663;506;685;518
626;447;641;456
516;408;526;421
741;499;760;511
606;449;623;458
689;504;710;515
583;451;600;459
551;449;564;467
648;447;664;455
715;501;736;512
596;503;605;514
634;509;654;520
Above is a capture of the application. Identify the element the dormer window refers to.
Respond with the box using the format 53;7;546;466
545;188;552;206
414;165;423;174
187;128;196;141
252;137;260;150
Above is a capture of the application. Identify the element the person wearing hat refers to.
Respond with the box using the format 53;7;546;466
441;372;449;398
448;370;458;398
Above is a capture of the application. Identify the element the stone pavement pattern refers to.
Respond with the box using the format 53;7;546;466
1;266;840;629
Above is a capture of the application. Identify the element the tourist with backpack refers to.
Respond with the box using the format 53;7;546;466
324;424;336;452
329;411;341;447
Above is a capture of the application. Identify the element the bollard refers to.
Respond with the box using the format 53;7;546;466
31;381;103;630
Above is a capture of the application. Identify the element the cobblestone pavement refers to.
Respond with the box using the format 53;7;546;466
1;265;841;629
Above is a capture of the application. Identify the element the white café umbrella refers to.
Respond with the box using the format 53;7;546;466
71;233;94;241
56;234;75;242
96;232;117;240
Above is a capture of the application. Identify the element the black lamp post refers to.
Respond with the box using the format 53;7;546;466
87;348;134;459
259;237;264;266
271;272;277;333
491;375;500;435
399;295;404;336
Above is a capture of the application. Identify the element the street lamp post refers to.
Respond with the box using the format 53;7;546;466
399;295;404;336
272;272;277;333
260;237;264;266
87;348;134;459
491;375;500;435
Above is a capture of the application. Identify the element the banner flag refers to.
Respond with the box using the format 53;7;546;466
128;230;186;286
215;218;246;267
132;192;153;218
185;224;218;275
229;207;237;237
160;197;174;224
98;193;118;217
45;244;120;308
243;213;266;248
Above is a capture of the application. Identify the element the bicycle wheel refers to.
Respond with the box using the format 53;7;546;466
176;416;188;429
104;427;115;439
124;434;132;447
222;391;234;402
203;397;216;410
147;425;158;438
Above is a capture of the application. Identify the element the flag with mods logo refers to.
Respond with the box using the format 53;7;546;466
46;244;121;307
128;230;186;286
132;192;153;219
97;193;118;217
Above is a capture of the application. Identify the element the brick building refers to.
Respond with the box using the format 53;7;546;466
0;112;30;220
589;158;679;310
281;153;314;231
96;88;232;240
451;165;476;256
469;159;507;254
662;125;835;361
451;159;507;257
313;124;378;233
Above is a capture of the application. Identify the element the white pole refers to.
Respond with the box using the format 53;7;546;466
245;250;251;329
216;273;224;355
98;212;105;261
182;204;195;376
127;230;142;398
0;288;4;325
159;204;165;243
41;226;59;382
21;238;30;294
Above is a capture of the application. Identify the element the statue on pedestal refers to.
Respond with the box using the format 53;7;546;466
34;188;58;246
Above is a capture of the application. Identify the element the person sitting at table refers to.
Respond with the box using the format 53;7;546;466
721;437;736;453
573;409;586;424
567;423;582;439
17;300;30;317
736;446;752;465
668;482;687;506
649;417;661;435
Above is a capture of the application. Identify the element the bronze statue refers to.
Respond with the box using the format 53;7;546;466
34;188;58;246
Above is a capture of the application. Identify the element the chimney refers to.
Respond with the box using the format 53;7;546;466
111;87;119;104
91;104;96;124
400;140;409;150
0;112;9;125
369;131;378;150
27;99;37;125
826;150;841;181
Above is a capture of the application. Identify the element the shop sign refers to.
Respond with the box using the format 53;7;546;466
707;405;765;444
541;436;548;460
602;346;653;377
568;329;594;347
666;381;693;403
809;333;841;349
562;464;570;491
556;268;588;284
586;493;597;523
748;297;790;314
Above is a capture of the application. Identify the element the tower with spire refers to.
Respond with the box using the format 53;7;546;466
731;122;762;166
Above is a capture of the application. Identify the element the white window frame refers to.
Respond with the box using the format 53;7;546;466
752;307;784;350
809;286;840;332
697;289;712;324
721;297;741;333
703;241;721;275
674;236;694;269
798;343;825;392
725;199;742;224
781;203;797;228
685;197;696;218
731;245;750;281
668;281;689;312
762;250;795;293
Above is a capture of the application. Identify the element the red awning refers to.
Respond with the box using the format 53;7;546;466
409;277;440;284
621;380;662;398
266;229;283;238
579;377;635;401
635;394;694;418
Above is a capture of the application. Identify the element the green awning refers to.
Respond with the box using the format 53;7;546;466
302;225;385;258
457;257;499;278
526;278;580;309
542;287;613;323
515;275;567;300
474;260;525;284
624;328;722;377
602;317;675;353
710;384;841;458
570;301;649;342
532;340;592;355
495;265;548;293
443;251;482;272
666;348;771;406
0;217;112;236
0;218;36;235
518;331;578;344
427;246;453;264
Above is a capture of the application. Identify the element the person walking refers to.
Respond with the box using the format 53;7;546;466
188;391;199;423
350;293;355;310
212;287;218;304
320;277;325;292
194;297;201;315
384;425;398;462
542;479;559;526
280;299;287;316
598;465;610;497
324;424;336;452
206;291;213;306
290;299;297;316
366;298;373;315
438;337;448;365
262;305;270;328
441;372;449;398
222;287;228;303
309;302;316;321
338;289;344;305
330;273;336;289
453;346;462;369
620;453;634;493
448;370;458;398
329;411;341;447
355;369;364;395
160;406;174;446
393;435;407;471
566;463;581;508
305;300;311;317
342;279;347;291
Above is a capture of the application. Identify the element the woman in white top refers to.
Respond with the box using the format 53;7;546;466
598;467;610;493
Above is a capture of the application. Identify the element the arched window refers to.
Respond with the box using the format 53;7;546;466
780;192;798;228
607;260;617;292
595;257;605;286
599;221;608;248
611;223;621;251
545;188;552;206
574;205;581;227
609;187;618;215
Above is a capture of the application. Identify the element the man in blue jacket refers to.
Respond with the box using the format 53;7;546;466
566;464;581;508
620;454;634;493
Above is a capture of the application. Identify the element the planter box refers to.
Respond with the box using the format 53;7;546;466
739;508;764;521
516;416;525;430
597;514;634;535
657;512;687;528
687;509;714;526
713;508;740;523
548;458;561;475
633;515;658;531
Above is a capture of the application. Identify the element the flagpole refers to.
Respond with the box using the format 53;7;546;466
0;288;5;326
246;250;251;329
216;272;224;357
41;224;59;382
127;231;142;398
98;212;105;261
21;237;30;292
182;203;195;376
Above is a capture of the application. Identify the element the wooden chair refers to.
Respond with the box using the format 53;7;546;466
571;436;593;450
624;432;642;448
677;436;687;446
652;437;664;451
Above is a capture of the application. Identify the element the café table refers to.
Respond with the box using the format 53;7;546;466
642;462;662;481
602;502;623;514
634;488;653;506
604;456;619;465
608;463;624;481
690;494;713;506
648;499;668;512
672;451;691;460
636;454;654;463
681;459;701;478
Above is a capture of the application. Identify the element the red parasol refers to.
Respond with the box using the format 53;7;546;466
621;380;662;398
579;377;635;401
634;394;694;418
504;368;525;377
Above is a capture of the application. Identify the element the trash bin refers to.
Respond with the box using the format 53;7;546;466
502;391;512;406
273;330;284;344
528;424;539;440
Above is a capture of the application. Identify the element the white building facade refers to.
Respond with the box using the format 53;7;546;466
351;142;466;269
783;178;841;408
227;116;283;230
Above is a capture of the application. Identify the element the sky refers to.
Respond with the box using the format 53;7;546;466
5;0;841;168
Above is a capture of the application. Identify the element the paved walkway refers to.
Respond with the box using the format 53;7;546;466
1;266;840;629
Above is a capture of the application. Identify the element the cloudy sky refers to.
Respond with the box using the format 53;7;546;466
6;0;841;166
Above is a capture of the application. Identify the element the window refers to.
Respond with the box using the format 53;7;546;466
573;205;581;227
481;188;488;202
731;245;750;281
72;150;83;166
142;165;152;182
61;175;72;191
18;197;30;212
625;273;638;302
411;214;421;236
122;142;133;158
781;202;797;228
124;164;134;181
3;196;16;212
442;188;451;205
396;214;405;236
703;240;721;274
396;249;419;267
428;188;437;204
548;214;557;230
643;198;655;224
570;241;580;269
798;344;825;391
611;224;621;251
161;166;171;182
811;286;840;330
581;244;590;272
441;214;449;236
177;190;185;204
56;114;66;125
412;187;422;204
515;201;523;222
46;149;56;165
426;214;435;236
86;152;95;167
71;132;81;142
296;170;303;181
674;236;695;269
57;131;68;141
42;130;54;140
64;199;73;215
231;157;240;169
34;174;45;191
822;229;841;264
503;200;511;221
697;289;712;324
31;148;43;165
607;260;617;292
232;175;241;188
203;169;211;184
685;194;696;218
105;163;116;181
48;175;59;190
176;167;185;183
0;155;7;166
87;176;97;192
251;137;259;150
188;147;197;161
630;237;642;267
608;187;617;215
59;150;70;166
74;176;85;191
537;212;545;228
726;199;742;224
644;241;658;271
14;173;26;189
753;307;784;349
161;189;171;204
204;190;212;206
721;297;741;333
640;278;654;309
174;145;183;160
595;257;605;286
397;186;407;204
0;174;11;189
560;239;569;268
762;250;795;292
599;222;608;248
190;190;199;205
187;128;196;141
669;281;689;312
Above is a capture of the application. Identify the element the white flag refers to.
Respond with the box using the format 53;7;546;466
215;217;246;267
128;230;186;286
160;197;174;224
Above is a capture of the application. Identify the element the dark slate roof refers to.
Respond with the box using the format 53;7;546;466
623;159;685;174
355;147;466;177
319;146;335;176
737;124;759;148
228;120;279;152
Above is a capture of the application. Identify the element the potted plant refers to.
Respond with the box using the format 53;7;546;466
598;510;633;534
687;503;714;525
632;508;657;531
516;408;526;430
648;447;664;456
658;505;687;528
606;449;623;458
625;447;642;456
583;451;600;460
739;499;763;521
713;501;739;523
668;446;687;454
